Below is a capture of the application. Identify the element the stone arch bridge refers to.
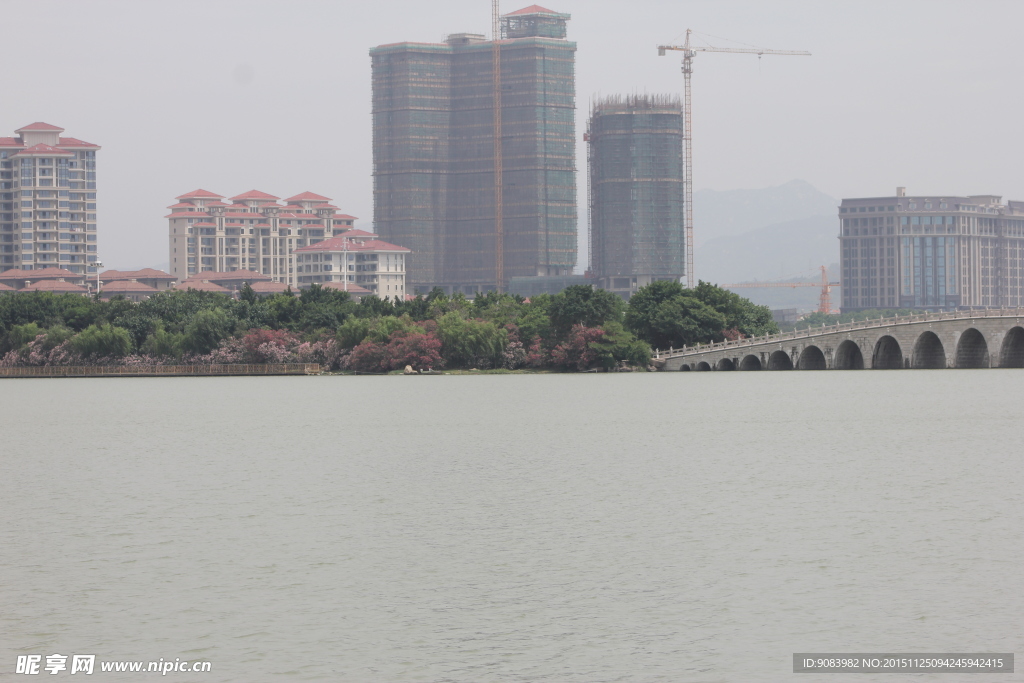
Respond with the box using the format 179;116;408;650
654;308;1024;371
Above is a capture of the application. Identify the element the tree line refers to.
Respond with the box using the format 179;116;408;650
0;280;777;372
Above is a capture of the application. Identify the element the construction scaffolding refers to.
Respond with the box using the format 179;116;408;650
587;94;685;299
370;6;578;295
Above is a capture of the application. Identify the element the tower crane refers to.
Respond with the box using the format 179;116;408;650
492;0;504;292
722;266;840;314
658;31;810;288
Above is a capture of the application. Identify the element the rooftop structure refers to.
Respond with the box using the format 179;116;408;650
371;5;577;295
98;279;159;302
840;188;1024;311
587;95;685;299
177;269;271;293
167;189;357;288
0;123;100;275
0;266;86;290
99;268;175;291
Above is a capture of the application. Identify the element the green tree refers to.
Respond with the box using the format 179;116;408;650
70;324;133;358
650;296;727;347
515;294;554;343
111;310;162;350
589;322;652;369
336;315;417;349
41;325;75;352
141;325;184;358
690;281;776;337
626;280;776;348
435;311;507;368
426;292;470;319
239;282;258;304
182;308;233;355
2;322;44;353
548;285;624;337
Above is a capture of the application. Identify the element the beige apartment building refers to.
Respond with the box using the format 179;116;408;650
293;230;409;299
0;122;100;274
840;188;1024;311
167;189;357;287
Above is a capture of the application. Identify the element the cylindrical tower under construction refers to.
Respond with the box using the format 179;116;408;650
587;95;685;299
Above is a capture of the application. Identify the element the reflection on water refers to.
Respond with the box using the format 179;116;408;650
2;373;1021;682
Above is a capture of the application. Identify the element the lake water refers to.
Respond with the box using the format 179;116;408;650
1;372;1021;682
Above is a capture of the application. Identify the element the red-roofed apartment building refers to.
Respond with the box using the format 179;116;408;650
293;232;410;299
167;189;363;288
0;123;100;275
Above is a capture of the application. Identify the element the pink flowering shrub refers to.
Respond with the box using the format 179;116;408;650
347;326;443;372
295;338;347;371
242;329;299;363
550;324;606;371
0;334;86;367
525;336;548;368
386;331;443;371
348;339;387;372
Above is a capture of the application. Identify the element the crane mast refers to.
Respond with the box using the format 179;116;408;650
658;30;810;288
492;0;504;292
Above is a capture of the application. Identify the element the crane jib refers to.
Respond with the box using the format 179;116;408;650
657;31;810;288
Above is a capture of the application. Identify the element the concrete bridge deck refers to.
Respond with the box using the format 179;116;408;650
654;308;1024;371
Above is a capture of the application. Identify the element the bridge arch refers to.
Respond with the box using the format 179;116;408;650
695;361;711;372
767;350;793;371
912;331;946;369
955;328;989;368
999;326;1024;368
716;357;736;371
797;345;827;370
679;363;691;371
739;354;762;371
834;340;864;369
872;335;903;369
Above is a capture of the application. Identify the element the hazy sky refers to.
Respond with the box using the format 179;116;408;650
4;0;1022;270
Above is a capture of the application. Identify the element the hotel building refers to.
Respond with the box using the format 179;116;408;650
840;188;1024;311
0;122;100;274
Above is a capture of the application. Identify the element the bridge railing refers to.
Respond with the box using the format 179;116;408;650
654;307;1024;359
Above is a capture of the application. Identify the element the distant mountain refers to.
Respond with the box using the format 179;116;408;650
693;179;838;245
697;214;839;286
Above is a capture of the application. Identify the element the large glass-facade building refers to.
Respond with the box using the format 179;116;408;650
370;5;577;294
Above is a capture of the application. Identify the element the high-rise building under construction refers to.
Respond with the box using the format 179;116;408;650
587;95;685;299
370;5;577;294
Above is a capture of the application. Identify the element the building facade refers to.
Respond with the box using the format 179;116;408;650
167;190;356;288
840;188;1024;311
293;230;409;299
371;5;577;294
587;95;685;299
0;122;100;274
